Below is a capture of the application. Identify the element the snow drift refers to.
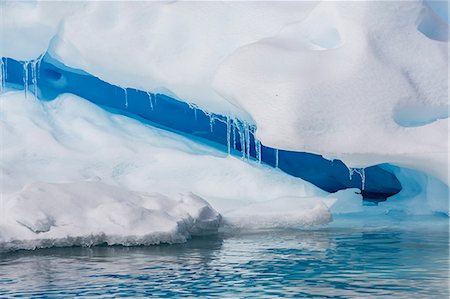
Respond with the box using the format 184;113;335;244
0;91;344;250
1;181;221;251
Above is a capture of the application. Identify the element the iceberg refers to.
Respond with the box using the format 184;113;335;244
0;0;448;250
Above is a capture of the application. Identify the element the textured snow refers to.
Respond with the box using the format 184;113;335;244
0;1;81;61
1;1;317;120
213;1;449;182
0;91;347;250
1;181;221;251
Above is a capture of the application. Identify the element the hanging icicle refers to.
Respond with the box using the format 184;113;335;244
226;115;231;156
209;115;215;132
0;58;5;94
188;103;199;120
23;61;29;99
31;61;38;98
348;167;356;181
146;92;154;110
254;138;261;163
238;122;246;159
3;58;7;92
244;123;250;159
31;54;44;98
123;88;128;108
274;149;279;168
355;168;366;190
232;120;237;150
258;142;261;163
36;56;41;81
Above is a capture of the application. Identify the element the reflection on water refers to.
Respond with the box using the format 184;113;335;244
0;216;448;298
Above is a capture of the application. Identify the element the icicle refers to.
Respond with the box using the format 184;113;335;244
23;61;29;99
244;123;250;159
188;103;198;120
0;58;4;94
36;56;41;81
355;168;366;191
232;120;237;150
254;137;261;163
348;167;356;181
146;92;153;110
30;54;44;98
274;149;279;168
258;142;262;163
31;61;38;98
4;59;7;84
238;122;245;159
361;168;366;191
209;115;214;132
226;115;231;156
252;129;261;163
254;133;258;161
123;88;128;108
4;59;7;81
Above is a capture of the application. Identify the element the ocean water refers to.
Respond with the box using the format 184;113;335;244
0;215;448;298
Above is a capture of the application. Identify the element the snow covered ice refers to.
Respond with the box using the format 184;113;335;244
0;92;350;250
1;181;221;251
0;0;449;250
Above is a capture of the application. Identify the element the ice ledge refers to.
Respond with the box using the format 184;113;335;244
0;181;222;251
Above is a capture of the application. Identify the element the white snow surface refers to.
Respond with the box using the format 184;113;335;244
1;1;448;183
1;91;349;250
1;181;221;251
213;1;449;182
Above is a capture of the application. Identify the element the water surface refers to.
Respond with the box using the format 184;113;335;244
1;216;448;298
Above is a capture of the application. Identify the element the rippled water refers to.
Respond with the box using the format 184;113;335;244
1;216;448;298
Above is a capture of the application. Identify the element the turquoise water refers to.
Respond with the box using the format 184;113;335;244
0;216;448;298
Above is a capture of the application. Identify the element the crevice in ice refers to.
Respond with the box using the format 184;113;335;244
0;55;402;200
